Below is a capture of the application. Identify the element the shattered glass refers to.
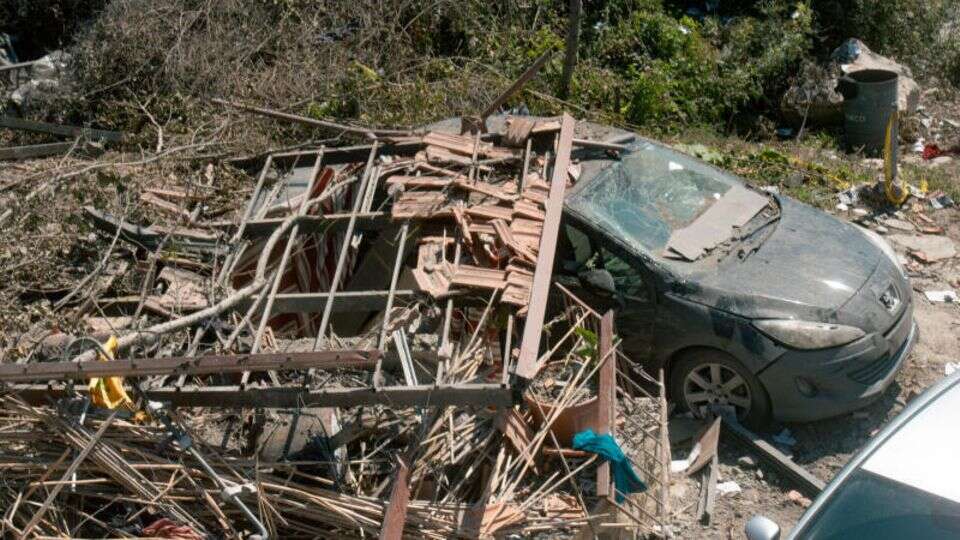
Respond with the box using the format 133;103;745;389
567;143;737;252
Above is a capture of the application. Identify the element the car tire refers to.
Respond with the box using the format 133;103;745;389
670;349;772;429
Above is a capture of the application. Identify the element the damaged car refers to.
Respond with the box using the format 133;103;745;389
551;128;916;426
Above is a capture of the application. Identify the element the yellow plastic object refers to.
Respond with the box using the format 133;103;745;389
88;336;137;413
883;113;909;206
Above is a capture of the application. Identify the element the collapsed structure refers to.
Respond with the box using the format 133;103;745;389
0;111;670;538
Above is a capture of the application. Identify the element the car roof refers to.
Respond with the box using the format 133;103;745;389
860;373;960;503
789;369;960;538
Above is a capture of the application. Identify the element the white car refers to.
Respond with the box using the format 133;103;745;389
747;369;960;539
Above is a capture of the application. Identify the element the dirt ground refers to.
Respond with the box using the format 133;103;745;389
668;177;960;538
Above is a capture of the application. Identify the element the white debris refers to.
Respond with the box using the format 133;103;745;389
946;363;959;376
924;290;957;303
717;481;742;496
773;429;797;447
670;441;703;473
836;203;849;212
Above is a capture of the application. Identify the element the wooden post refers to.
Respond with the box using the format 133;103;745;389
596;310;615;498
559;0;582;99
379;457;411;540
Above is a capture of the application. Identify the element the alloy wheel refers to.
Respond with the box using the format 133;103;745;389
682;363;752;420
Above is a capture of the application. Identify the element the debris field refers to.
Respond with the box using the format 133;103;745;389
0;108;672;539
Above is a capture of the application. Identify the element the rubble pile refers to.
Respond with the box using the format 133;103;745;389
0;110;670;538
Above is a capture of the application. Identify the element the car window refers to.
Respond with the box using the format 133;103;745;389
559;222;648;301
601;247;647;300
566;142;740;252
563;223;594;269
797;469;960;539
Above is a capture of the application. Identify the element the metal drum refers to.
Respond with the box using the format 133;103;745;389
838;69;899;157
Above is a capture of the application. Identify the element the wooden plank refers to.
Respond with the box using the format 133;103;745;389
596;310;615;498
0;350;379;383
0;141;74;160
480;49;555;119
379;458;411;540
666;186;768;260
697;454;718;525
722;414;825;497
514;113;575;380
0;115;124;142
13;382;515;409
685;417;721;477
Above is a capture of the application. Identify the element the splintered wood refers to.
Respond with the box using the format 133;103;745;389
391;122;563;308
1;113;670;539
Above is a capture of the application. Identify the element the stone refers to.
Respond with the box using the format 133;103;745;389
717;481;742;496
888;234;957;262
787;490;812;508
738;455;758;469
879;217;915;232
929;156;954;168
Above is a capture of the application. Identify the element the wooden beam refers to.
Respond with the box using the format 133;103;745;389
722;414;825;497
559;0;582;99
0;350;379;383
514;113;575;381
479;49;556;120
379;457;411;540
211;98;412;137
0;116;124;142
13;382;515;409
697;454;718;525
596;309;615;498
0;141;74;160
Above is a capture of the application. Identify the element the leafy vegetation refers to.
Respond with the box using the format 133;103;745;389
4;0;959;150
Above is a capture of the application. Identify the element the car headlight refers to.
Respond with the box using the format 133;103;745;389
753;319;866;350
858;226;906;278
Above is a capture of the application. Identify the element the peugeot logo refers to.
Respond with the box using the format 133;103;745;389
879;285;900;312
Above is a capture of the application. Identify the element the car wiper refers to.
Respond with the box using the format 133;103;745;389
732;213;781;261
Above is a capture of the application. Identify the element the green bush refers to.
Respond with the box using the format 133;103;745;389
810;0;960;81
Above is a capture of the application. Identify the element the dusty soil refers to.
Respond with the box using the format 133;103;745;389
668;190;960;538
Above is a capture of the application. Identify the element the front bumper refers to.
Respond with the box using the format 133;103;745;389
758;302;917;422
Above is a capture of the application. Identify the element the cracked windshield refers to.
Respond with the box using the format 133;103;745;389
567;143;738;252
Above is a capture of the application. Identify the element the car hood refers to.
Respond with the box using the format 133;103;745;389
677;197;883;321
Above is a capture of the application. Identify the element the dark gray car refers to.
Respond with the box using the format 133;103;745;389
557;135;916;426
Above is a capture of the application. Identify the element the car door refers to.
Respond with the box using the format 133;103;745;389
555;215;658;364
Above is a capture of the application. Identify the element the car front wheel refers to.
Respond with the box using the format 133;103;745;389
670;350;771;428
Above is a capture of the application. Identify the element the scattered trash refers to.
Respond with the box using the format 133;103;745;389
773;428;798;447
574;429;649;503
929;192;955;210
946;363;959;376
717;481;742;496
836;203;849;212
924;290;958;303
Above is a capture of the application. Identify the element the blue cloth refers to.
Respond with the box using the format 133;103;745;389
572;429;646;502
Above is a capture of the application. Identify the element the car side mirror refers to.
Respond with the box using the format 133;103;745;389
745;516;781;540
579;269;616;296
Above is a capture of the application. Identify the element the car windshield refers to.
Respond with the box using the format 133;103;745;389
797;469;960;539
565;142;741;253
